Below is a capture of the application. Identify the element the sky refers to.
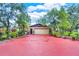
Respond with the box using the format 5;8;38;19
24;3;66;25
1;0;78;25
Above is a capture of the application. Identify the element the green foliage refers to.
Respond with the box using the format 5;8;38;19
70;31;78;40
52;31;61;37
38;18;47;25
16;13;30;34
0;4;30;40
63;31;70;36
58;7;71;30
10;32;17;38
1;3;79;41
18;30;25;36
2;33;7;39
44;6;79;40
58;20;71;30
0;32;7;41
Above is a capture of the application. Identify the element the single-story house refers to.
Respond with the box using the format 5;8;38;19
30;24;49;34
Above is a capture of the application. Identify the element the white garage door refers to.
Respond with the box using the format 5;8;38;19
34;29;49;34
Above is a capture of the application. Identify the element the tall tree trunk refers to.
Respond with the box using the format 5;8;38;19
6;18;10;39
22;25;25;34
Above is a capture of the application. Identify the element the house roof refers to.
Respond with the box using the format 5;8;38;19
30;24;48;27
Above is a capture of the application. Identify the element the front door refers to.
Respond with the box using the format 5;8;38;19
30;29;32;34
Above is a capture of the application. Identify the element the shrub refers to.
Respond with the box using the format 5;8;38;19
10;31;17;38
76;32;79;40
63;31;70;36
18;30;25;36
52;31;57;36
0;32;7;41
2;33;7;39
52;31;61;37
70;31;78;40
0;32;3;40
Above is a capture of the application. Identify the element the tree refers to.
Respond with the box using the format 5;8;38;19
66;3;79;31
16;13;30;35
47;8;60;31
58;7;71;32
0;3;30;38
38;16;48;26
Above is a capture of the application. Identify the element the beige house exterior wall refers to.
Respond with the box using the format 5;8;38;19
30;27;49;34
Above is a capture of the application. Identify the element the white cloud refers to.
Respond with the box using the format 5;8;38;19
27;3;65;12
29;12;47;16
27;6;37;12
28;12;47;25
28;12;47;19
44;3;65;10
27;3;65;25
27;5;47;12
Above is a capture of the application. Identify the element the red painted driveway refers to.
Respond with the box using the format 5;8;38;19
0;35;79;56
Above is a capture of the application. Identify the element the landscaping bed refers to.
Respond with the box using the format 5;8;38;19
51;30;79;41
